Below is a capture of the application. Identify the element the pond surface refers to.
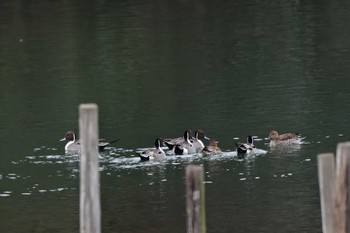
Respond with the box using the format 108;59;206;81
1;1;350;232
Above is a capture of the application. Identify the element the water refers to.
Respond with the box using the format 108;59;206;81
1;0;350;232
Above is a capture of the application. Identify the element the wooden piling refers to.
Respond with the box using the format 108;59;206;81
79;104;101;233
317;153;335;233
186;165;206;233
334;142;350;233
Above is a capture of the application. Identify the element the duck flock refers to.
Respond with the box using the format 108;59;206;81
60;130;306;161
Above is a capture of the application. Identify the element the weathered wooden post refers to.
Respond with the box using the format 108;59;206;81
79;104;101;233
186;165;206;233
334;142;350;233
317;153;335;233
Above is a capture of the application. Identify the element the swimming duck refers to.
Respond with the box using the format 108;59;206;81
236;135;255;154
191;130;210;153
163;130;193;150
202;139;222;155
137;138;166;162
174;130;196;155
268;130;305;147
60;131;119;154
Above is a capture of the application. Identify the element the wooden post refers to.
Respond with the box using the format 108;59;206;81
318;153;335;233
79;104;101;233
186;165;206;233
334;142;350;233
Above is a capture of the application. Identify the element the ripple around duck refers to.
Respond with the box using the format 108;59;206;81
106;148;269;169
17;146;270;169
0;141;307;199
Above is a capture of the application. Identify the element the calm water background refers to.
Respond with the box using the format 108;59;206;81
1;0;350;232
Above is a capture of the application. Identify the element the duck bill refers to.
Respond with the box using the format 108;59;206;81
60;138;66;142
204;136;210;141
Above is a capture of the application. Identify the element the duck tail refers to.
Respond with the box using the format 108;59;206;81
137;153;150;162
174;145;183;155
164;141;175;150
237;145;247;154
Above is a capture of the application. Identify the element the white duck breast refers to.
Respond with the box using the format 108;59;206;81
174;130;196;155
60;131;119;155
138;138;166;161
191;130;210;153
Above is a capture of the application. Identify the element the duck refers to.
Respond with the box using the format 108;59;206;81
163;130;193;150
174;130;196;155
60;131;119;154
202;139;222;155
137;138;166;162
235;135;255;154
268;130;305;147
191;130;210;153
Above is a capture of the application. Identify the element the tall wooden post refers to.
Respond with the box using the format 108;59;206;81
334;142;350;233
317;153;335;233
79;104;101;233
186;165;206;233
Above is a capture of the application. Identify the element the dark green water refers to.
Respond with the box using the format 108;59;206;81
1;1;350;232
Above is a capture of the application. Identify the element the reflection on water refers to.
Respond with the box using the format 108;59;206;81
1;125;346;233
0;140;320;233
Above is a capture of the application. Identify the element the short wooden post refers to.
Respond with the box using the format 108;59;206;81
186;165;206;233
318;153;335;233
79;104;101;233
334;142;350;233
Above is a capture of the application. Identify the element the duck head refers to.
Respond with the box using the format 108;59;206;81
269;131;279;140
60;131;76;142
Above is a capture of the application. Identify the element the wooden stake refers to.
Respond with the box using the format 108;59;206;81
79;104;101;233
334;142;350;233
186;165;206;233
318;153;335;233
